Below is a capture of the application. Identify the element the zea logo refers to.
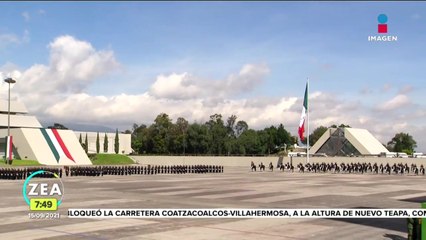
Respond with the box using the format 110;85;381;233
368;14;398;42
23;170;64;213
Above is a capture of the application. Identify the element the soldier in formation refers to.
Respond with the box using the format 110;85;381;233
64;164;223;177
0;167;62;180
278;162;426;175
0;164;224;180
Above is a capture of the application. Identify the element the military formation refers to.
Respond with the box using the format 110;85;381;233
0;165;223;180
251;161;426;175
295;162;426;175
0;167;62;180
252;162;426;175
64;165;223;177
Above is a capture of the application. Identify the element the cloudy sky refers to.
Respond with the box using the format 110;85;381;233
0;2;425;151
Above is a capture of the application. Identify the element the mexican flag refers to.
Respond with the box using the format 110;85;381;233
298;83;308;141
5;135;13;161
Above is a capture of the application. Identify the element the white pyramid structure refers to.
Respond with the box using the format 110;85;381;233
310;127;389;156
0;100;92;165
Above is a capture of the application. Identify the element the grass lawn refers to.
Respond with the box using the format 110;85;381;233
90;154;134;165
0;159;41;166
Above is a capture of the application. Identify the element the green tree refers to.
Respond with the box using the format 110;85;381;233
224;115;236;155
103;133;108;153
187;123;210;154
257;130;269;155
143;126;155;153
150;113;173;154
206;114;227;154
174;117;189;154
387;132;417;155
48;123;68;129
79;133;82;145
330;124;351;128
226;115;238;137
96;132;100;153
235;120;248;138
84;133;88;153
238;129;261;155
127;112;302;156
276;124;291;148
264;126;278;154
131;123;147;154
114;129;119;154
290;136;298;145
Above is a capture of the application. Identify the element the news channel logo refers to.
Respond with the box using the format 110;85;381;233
377;14;388;33
22;170;64;219
368;14;397;42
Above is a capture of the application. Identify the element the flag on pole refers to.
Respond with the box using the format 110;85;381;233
5;136;13;161
298;83;308;141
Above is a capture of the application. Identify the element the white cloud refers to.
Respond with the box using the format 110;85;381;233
0;62;22;76
22;12;30;22
149;64;270;100
45;92;298;130
0;30;30;49
377;94;410;111
306;91;361;129
0;35;118;113
0;63;22;92
0;33;20;46
0;36;271;128
43;89;365;141
47;35;117;83
222;63;270;95
149;73;201;100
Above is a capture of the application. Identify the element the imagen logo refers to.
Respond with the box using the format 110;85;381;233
368;14;397;42
377;14;388;33
22;170;64;216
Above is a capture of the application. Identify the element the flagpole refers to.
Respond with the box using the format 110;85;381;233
307;78;310;164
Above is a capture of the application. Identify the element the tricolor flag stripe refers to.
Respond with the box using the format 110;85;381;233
41;129;75;163
298;83;308;141
51;128;75;162
46;129;64;160
40;128;60;162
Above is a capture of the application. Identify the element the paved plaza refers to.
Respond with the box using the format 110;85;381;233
1;166;425;239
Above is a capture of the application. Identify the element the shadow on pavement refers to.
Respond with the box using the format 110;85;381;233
399;195;426;204
383;233;406;240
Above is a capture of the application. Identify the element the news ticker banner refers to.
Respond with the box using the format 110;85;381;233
68;208;426;219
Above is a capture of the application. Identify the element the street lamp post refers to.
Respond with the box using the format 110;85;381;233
4;77;16;164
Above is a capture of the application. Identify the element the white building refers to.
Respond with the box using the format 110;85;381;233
0;100;131;165
74;131;132;155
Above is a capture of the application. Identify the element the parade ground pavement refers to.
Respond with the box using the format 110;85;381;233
1;166;425;240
